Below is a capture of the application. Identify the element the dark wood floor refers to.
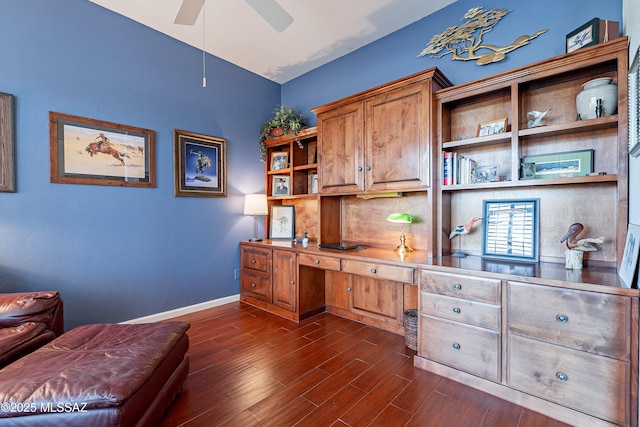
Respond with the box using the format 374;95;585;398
160;301;569;427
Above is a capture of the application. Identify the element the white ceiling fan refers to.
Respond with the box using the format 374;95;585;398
174;0;293;33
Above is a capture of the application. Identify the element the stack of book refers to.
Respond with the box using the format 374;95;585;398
443;152;476;186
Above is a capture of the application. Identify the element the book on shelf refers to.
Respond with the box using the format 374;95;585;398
443;152;476;186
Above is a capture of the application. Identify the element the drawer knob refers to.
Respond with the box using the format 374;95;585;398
314;259;320;264
556;314;569;323
251;259;257;264
556;372;568;382
347;287;352;292
453;283;462;291
370;268;377;274
290;280;295;285
251;283;256;288
358;166;363;172
453;307;461;314
452;343;461;350
366;165;372;171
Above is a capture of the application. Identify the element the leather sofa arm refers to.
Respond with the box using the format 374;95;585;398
0;291;64;335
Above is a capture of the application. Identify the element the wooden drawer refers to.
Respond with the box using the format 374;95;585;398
508;334;629;426
241;247;271;274
507;281;630;360
299;253;340;271
420;270;500;304
420;292;500;330
420;314;500;382
240;270;271;303
342;259;413;283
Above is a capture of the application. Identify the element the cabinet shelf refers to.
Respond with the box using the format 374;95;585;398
443;173;618;191
518;115;618;139
293;163;318;171
437;38;628;266
443;132;512;150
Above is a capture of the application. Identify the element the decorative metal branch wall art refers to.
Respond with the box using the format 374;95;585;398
418;7;547;65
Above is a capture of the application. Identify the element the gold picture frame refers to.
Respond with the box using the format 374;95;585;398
477;118;508;137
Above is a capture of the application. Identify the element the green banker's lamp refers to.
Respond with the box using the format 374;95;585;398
386;213;413;255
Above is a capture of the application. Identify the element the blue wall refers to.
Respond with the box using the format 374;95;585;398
0;0;279;328
282;0;622;124
0;0;622;328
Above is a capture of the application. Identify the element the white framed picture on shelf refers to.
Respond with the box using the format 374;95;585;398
619;224;640;288
309;173;318;194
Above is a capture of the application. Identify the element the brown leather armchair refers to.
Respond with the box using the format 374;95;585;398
0;291;63;368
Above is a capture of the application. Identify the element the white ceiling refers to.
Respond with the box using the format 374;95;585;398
89;0;456;84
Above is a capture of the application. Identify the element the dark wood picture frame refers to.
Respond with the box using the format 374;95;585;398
0;93;16;192
269;205;295;239
49;112;155;187
174;129;227;197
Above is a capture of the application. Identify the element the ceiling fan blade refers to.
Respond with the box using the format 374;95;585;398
245;0;293;33
174;0;204;25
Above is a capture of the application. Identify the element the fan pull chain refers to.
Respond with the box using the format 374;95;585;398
202;0;206;88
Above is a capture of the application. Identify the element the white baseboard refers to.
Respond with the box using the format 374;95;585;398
120;294;240;324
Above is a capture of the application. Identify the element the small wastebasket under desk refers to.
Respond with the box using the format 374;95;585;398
403;309;418;350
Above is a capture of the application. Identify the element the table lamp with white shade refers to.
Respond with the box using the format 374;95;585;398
244;194;268;242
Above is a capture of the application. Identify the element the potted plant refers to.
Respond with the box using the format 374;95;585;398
259;105;305;162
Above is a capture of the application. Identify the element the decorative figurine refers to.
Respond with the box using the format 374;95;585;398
527;108;551;128
560;223;605;269
449;217;482;258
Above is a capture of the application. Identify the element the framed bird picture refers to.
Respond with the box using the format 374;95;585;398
482;198;539;262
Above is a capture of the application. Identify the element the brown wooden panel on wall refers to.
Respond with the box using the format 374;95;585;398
340;192;430;250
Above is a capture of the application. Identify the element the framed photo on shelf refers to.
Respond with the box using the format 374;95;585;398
309;173;318;194
174;129;227;197
472;165;499;183
272;175;290;196
49;111;155;188
522;149;593;179
270;205;295;239
0;92;15;192
619;224;640;288
477;118;507;137
270;152;288;171
629;45;640;157
482;198;539;262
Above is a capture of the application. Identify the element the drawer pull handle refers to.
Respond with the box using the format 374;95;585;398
453;307;461;314
290;280;295;285
556;372;568;382
370;268;377;274
314;259;320;264
251;259;256;264
452;343;461;350
251;283;256;288
347;287;352;292
556;314;568;323
453;283;462;290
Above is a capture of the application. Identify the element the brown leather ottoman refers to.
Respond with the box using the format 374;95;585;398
0;321;189;427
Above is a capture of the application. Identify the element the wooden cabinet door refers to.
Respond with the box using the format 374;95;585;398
272;250;297;312
350;276;402;326
317;102;364;193
325;270;350;310
365;81;430;191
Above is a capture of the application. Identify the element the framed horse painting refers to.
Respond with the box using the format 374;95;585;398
49;112;155;187
173;129;227;197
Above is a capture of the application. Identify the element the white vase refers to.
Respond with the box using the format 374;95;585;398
576;77;618;120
